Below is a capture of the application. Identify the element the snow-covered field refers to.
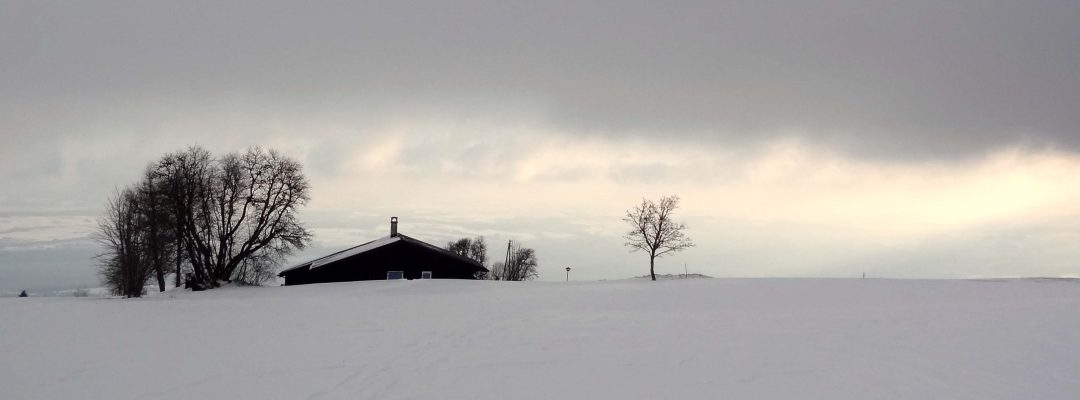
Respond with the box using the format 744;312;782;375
2;278;1079;399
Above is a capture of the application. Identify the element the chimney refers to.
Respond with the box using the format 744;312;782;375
390;216;398;237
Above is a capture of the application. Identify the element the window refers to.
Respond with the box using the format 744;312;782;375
421;271;433;280
386;271;404;280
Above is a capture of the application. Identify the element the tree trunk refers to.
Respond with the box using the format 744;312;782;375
650;254;656;281
175;241;182;288
155;267;166;292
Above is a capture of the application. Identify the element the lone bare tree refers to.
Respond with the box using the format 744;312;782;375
623;194;694;281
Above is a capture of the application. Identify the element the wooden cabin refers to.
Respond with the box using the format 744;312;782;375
278;217;487;285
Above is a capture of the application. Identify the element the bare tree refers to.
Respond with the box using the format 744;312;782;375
232;247;285;285
508;247;538;281
100;145;313;291
447;236;490;279
154;146;214;288
623;194;694;281
95;188;156;297
493;240;539;281
447;236;488;264
470;237;488;268
170;147;313;288
137;168;176;292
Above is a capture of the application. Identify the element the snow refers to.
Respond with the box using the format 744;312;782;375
309;236;400;269
281;236;401;274
2;278;1079;399
630;273;713;280
0;287;111;298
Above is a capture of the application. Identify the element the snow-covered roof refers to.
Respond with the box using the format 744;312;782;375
310;235;400;269
278;235;401;275
277;233;488;277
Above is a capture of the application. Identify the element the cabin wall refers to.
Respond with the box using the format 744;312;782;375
282;241;480;285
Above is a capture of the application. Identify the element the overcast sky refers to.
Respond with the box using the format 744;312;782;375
3;1;1080;292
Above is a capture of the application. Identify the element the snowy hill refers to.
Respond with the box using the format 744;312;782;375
631;273;713;280
2;278;1079;399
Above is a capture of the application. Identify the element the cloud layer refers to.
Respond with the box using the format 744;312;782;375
2;1;1080;289
4;1;1079;156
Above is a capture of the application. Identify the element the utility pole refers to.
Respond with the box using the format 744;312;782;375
501;239;512;281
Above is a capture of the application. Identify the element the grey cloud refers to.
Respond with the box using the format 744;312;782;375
2;1;1078;162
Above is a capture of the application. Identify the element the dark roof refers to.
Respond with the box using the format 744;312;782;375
278;234;487;277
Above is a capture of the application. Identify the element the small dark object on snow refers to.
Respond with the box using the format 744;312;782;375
184;274;205;291
18;290;28;297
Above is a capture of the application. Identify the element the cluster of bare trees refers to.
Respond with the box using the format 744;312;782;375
450;195;694;283
447;236;489;266
446;237;538;281
446;236;490;279
492;240;539;281
96;146;312;297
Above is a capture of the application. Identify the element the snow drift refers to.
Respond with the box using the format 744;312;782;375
2;278;1079;399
